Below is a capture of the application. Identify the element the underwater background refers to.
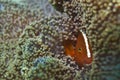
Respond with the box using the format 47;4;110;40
0;0;120;80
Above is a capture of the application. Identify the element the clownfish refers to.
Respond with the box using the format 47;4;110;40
63;30;93;66
62;40;75;57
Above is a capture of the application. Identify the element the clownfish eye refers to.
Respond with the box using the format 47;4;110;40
78;48;82;53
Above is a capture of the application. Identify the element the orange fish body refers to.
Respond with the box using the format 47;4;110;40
74;31;93;66
63;31;93;66
63;40;75;57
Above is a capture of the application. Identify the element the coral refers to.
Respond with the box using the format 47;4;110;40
50;0;120;80
0;0;120;80
0;1;43;42
80;0;120;80
49;0;64;12
0;1;44;80
0;3;4;11
26;56;80;80
0;39;23;80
